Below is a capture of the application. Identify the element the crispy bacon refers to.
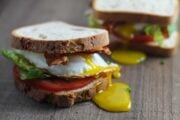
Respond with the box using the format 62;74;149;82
89;47;111;55
44;54;69;66
44;47;111;66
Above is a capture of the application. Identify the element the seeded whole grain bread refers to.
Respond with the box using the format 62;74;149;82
14;67;109;107
92;0;179;25
11;21;109;54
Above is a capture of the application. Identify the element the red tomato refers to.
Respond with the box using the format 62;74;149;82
29;78;94;92
13;66;94;92
132;35;154;43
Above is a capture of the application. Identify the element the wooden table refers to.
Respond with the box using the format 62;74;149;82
0;0;179;120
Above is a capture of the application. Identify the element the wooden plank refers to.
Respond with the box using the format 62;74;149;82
0;0;10;14
0;0;179;120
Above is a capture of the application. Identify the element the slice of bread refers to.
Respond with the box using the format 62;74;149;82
93;0;179;24
14;67;109;107
110;32;179;57
12;21;109;54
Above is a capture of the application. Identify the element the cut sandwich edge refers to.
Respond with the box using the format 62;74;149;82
14;67;109;107
110;32;179;57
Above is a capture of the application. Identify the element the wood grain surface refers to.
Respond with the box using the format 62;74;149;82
0;0;180;120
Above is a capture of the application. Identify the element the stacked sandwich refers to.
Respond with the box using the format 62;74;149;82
90;0;179;56
2;21;120;107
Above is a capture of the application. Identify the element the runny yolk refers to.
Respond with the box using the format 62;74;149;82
93;82;132;112
82;55;120;78
111;49;146;65
81;54;131;112
114;23;135;39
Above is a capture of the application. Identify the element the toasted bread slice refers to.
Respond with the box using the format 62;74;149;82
14;67;109;107
93;0;179;25
110;32;179;57
12;21;109;54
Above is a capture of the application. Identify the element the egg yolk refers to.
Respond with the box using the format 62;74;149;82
111;49;146;65
93;82;131;112
114;23;135;39
82;55;121;78
81;54;131;112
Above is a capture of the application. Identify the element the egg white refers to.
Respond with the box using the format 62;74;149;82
14;49;118;77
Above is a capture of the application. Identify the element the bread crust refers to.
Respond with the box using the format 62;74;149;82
93;0;179;25
127;42;178;57
14;69;109;107
12;32;109;54
110;34;179;57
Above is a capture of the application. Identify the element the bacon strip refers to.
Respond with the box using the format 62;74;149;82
44;47;111;66
44;54;68;66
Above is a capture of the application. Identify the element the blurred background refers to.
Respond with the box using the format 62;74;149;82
0;0;179;120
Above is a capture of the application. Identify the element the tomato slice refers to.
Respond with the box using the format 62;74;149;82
131;35;154;43
29;78;94;92
13;66;95;92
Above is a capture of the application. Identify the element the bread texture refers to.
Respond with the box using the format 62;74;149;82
14;67;109;107
110;32;179;57
93;0;179;24
12;21;109;54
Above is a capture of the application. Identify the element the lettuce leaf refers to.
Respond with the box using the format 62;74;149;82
87;14;101;28
168;23;177;35
144;25;164;46
1;49;51;80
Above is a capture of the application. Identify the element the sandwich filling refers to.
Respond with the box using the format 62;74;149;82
2;49;120;91
88;15;177;47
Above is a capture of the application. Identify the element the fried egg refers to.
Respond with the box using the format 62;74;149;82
14;49;120;78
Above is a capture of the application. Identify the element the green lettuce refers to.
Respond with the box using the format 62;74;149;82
168;23;177;35
144;25;164;46
87;14;101;28
1;49;51;80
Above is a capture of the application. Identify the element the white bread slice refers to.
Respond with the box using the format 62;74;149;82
110;32;179;57
12;21;109;54
93;0;179;24
94;0;177;16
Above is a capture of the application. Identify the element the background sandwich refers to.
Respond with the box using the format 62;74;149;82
89;0;179;56
2;21;120;107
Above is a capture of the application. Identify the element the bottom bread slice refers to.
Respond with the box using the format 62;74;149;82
110;32;179;57
14;72;109;107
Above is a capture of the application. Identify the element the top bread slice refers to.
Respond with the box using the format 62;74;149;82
12;21;109;54
93;0;179;25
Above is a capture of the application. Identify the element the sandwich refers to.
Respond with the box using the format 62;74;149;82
2;21;120;107
89;0;179;56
